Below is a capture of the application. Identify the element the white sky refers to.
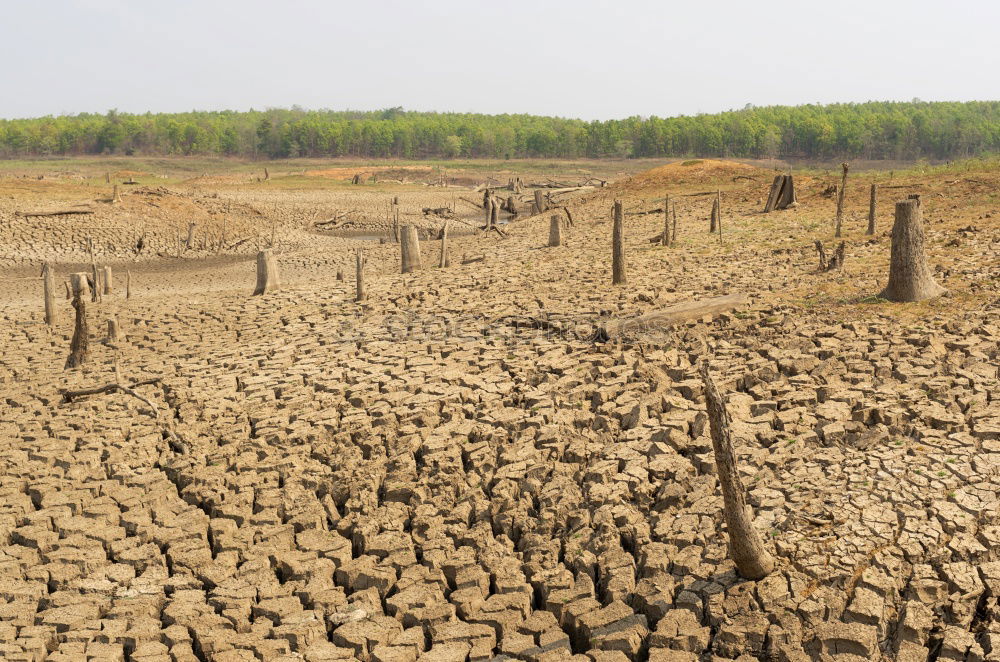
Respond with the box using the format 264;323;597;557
2;0;998;120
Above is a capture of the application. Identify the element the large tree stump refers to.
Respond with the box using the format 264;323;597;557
355;248;366;302
534;190;546;216
400;225;422;273
701;362;775;580
834;162;849;238
867;183;877;236
612;200;626;285
253;249;281;295
548;214;562;247
439;221;450;267
65;273;91;369
42;262;57;326
879;198;945;302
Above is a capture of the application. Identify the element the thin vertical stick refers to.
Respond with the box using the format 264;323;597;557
835;162;849;238
612;200;626;285
866;182;877;236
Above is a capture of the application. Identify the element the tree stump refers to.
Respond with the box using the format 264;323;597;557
107;317;124;343
355;248;366;302
612;200;626;285
534;190;546;216
700;362;775;580
42;262;57;326
439;221;450;268
672;204;677;242
253;249;281;295
112;184;122;204
548;214;563;247
400;225;422;273
102;266;113;295
710;195;719;233
867;183;877;236
489;199;499;230
879;198;946;302
661;195;671;247
835;162;849;237
65;273;91;370
126;270;132;300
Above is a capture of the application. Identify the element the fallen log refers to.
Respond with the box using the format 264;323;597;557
16;208;95;217
596;293;749;341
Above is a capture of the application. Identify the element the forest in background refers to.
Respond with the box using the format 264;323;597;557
2;101;999;161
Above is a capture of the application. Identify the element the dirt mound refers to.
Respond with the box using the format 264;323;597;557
617;159;765;192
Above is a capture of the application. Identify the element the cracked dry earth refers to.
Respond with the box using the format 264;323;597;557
1;167;1000;662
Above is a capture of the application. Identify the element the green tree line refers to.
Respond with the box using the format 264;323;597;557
3;101;1000;160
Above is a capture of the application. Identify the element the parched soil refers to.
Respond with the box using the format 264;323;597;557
0;158;998;662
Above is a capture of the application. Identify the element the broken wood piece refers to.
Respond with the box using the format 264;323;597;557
60;378;162;417
596;293;749;341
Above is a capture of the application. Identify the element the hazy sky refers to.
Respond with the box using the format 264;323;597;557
3;0;998;121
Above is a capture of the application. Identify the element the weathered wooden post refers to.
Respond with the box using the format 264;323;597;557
253;249;281;295
186;222;196;251
125;270;132;300
439;221;450;268
866;183;877;236
102;266;113;295
717;189;723;244
672;204;677;243
87;237;100;303
879;198;946;302
489;199;499;231
612;200;626;285
112;184;122;204
661;195;671;246
534;189;546;216
65;273;91;369
548;215;562;247
710;195;719;233
701;361;775;579
400;225;422;273
835;162;849;238
355;248;366;302
42;262;57;326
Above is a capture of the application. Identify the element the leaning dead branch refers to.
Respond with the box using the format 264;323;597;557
61;377;163;417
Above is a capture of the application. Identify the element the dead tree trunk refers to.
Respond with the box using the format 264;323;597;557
42;262;57;326
186;222;196;250
87;237;100;303
700;362;775;580
355;248;366;302
879;198;946;302
253;249;281;295
65;273;91;370
764;175;783;213
102;266;113;295
814;240;827;270
400;225;422;274
534;190;546;216
612;200;626;285
716;189;722;244
439;221;450;268
126;270;132;300
107;317;124;343
710;196;719;233
548;214;562;247
866;183;877;236
661;195;671;247
672;204;677;243
834;162;849;238
489;199;499;231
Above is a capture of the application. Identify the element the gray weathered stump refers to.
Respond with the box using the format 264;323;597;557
612;200;626;285
701;361;775;579
867;183;877;236
548;215;562;247
661;195;671;247
42;262;57;326
355;248;366;302
534;190;546;216
102;266;113;295
879;198;946;302
253;249;281;295
400;225;422;274
835;162;849;238
439;221;450;268
65;273;91;369
107;317;124;343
